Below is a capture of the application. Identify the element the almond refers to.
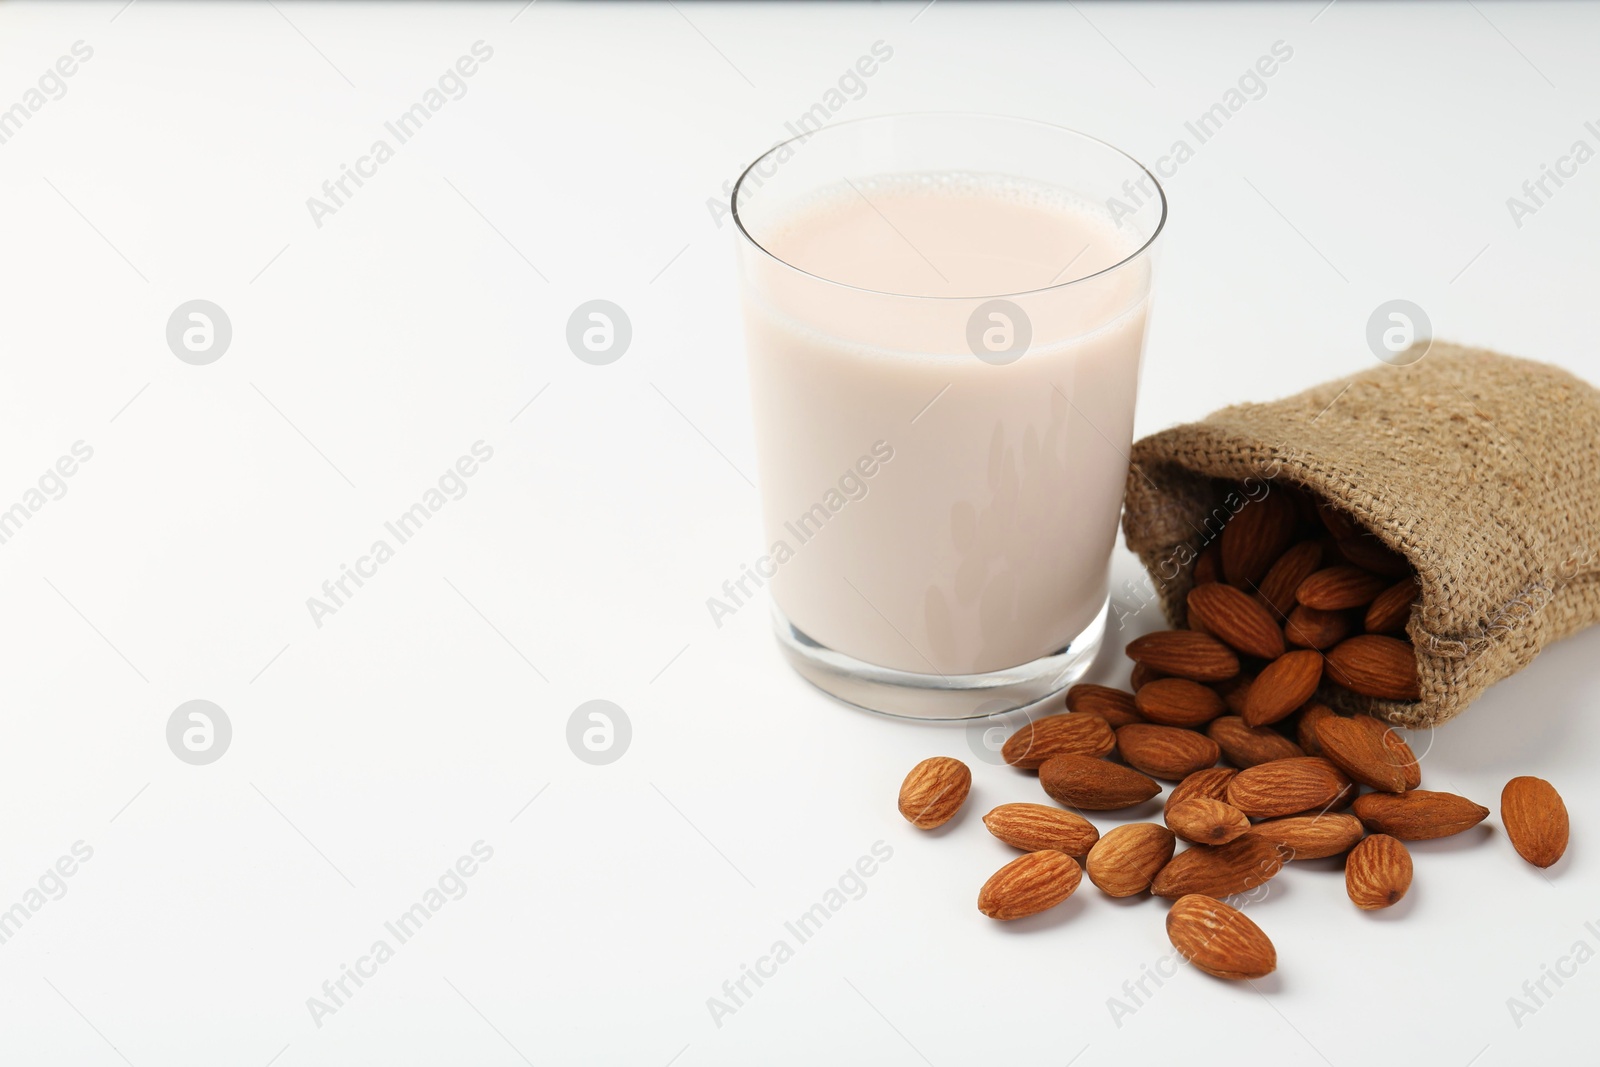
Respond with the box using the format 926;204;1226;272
1296;566;1390;611
1207;715;1305;768
1116;724;1221;781
1039;754;1161;810
1001;713;1116;770
1315;714;1418;793
1086;823;1177;897
1166;798;1251;845
1345;833;1411;910
1316;501;1361;540
1248;812;1365;860
897;756;971;829
1364;577;1419;634
977;850;1082;920
1151;835;1286;899
1065;684;1144;728
1165;894;1276;980
1187;583;1286;660
1501;776;1569;868
1166;767;1238;812
1337;536;1412;578
1352;790;1489;840
1242;650;1323;726
1125;631;1240;683
1221;491;1296;588
1284;604;1355;650
1256;541;1323;619
983;803;1100;856
1326;635;1421;701
1227;757;1353;818
1192;543;1222;585
1134;678;1226;728
1295;702;1336;757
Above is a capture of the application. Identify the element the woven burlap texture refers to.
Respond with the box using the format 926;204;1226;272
1121;344;1600;728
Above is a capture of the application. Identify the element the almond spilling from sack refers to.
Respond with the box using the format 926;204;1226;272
895;481;1570;980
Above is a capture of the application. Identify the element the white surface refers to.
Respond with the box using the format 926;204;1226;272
0;1;1596;1064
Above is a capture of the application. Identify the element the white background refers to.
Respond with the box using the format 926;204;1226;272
0;1;1597;1064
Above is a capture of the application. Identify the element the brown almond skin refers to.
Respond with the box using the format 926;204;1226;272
1352;790;1489;840
1326;635;1421;701
1065;684;1144;728
978;850;1082;920
983;804;1100;856
1134;678;1227;728
1227;757;1354;818
1221;491;1297;588
1242;650;1324;727
1166;894;1276;980
1125;631;1240;683
1315;714;1417;793
1086;823;1176;897
1365;577;1419;634
1116;724;1222;781
1207;716;1305;769
1039;754;1161;810
1187;583;1286;660
1166;767;1238;813
1285;605;1355;650
1256;541;1323;619
1345;834;1412;909
1501;777;1569;868
1337;536;1413;578
1295;702;1337;757
1296;566;1390;611
1001;713;1116;770
897;757;971;829
1166;798;1250;845
1192;544;1222;585
1249;812;1365;860
1151;835;1286;899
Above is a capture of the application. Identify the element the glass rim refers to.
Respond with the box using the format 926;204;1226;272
730;111;1167;302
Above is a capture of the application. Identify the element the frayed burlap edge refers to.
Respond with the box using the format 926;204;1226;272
1121;343;1600;729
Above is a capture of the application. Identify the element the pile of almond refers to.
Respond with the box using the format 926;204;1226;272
897;483;1571;981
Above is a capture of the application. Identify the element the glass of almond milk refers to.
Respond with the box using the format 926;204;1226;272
733;113;1165;719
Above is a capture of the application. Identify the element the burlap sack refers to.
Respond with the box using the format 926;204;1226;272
1121;343;1600;729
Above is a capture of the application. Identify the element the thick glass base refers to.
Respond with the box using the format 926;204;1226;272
773;599;1109;720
